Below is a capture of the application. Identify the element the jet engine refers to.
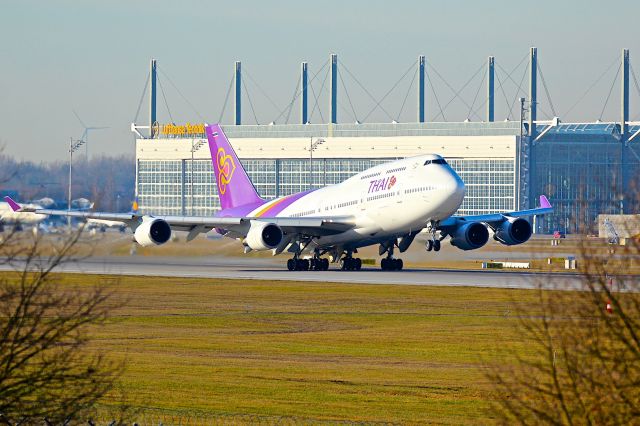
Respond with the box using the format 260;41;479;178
134;216;172;247
245;221;283;251
449;221;489;251
493;217;532;246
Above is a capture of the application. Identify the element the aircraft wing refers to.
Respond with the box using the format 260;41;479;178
151;215;355;237
438;195;553;229
4;196;355;237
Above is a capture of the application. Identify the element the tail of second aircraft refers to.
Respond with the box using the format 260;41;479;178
205;124;264;211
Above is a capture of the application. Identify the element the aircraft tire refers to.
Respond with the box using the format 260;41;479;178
341;258;356;271
355;258;362;271
381;258;388;271
322;258;329;270
434;240;441;251
395;259;403;271
287;259;295;271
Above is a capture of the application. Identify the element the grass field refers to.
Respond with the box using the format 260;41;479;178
43;273;544;424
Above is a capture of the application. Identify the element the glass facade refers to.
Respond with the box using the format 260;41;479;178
531;139;637;234
448;159;515;214
137;157;516;217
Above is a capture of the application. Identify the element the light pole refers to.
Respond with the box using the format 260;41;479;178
309;137;325;190
68;137;85;229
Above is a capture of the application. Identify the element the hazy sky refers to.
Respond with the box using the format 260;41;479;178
1;0;639;161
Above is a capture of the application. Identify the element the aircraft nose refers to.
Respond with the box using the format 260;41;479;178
442;168;465;209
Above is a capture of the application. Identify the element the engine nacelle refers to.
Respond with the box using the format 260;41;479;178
134;216;172;247
450;221;489;251
493;217;532;246
245;221;283;251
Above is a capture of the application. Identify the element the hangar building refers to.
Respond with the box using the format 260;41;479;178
133;50;640;234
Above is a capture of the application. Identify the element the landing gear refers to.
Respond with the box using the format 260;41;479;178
425;221;442;252
379;242;403;271
287;248;329;271
311;257;330;271
381;257;403;271
425;239;441;252
339;256;362;271
287;258;314;271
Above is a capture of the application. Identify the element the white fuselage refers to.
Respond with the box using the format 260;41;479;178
244;154;465;251
0;202;46;226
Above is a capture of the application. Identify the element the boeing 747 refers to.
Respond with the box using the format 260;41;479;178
5;124;552;271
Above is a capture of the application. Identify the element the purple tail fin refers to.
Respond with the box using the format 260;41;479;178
205;124;264;210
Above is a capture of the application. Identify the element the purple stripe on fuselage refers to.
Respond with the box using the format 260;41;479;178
216;201;266;218
259;189;316;217
215;189;316;221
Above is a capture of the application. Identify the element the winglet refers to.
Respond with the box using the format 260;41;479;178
3;196;21;212
539;195;552;209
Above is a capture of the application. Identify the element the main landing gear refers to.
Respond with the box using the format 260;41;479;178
380;242;403;271
339;254;362;271
286;257;329;271
287;248;329;271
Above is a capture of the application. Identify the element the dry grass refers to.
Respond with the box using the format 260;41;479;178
29;273;547;424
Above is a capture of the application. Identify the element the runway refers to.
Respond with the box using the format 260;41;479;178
1;255;592;290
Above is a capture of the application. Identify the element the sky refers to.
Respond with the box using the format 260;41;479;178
1;0;639;161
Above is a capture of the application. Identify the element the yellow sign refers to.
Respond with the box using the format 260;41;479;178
161;123;205;136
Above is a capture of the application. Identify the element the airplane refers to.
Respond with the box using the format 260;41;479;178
4;123;553;271
0;200;46;233
86;218;127;233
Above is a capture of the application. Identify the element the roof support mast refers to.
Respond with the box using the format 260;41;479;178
301;62;308;124
418;55;425;123
528;47;537;138
487;56;495;122
621;48;630;213
330;54;338;124
149;59;157;138
622;49;629;143
234;61;242;125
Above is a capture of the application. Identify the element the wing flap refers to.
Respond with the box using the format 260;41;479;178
257;216;356;236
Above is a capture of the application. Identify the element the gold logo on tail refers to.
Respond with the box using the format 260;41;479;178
216;147;236;195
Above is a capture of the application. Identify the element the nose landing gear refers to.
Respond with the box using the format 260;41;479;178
425;239;441;252
425;221;442;252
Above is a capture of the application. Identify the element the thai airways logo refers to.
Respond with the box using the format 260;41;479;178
216;147;236;195
388;175;397;189
368;175;397;193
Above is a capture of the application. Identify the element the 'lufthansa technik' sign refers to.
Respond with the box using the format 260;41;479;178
160;123;205;136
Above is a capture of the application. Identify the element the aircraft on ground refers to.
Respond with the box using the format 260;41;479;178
5;124;552;271
86;218;127;233
0;201;46;233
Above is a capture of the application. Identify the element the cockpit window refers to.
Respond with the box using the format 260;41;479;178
424;159;447;165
